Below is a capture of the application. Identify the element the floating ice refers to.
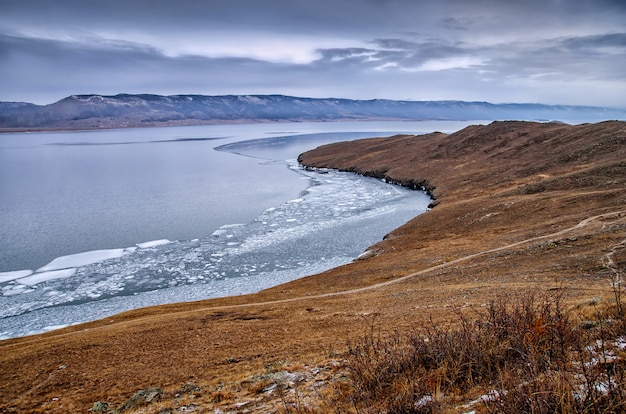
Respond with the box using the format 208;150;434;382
42;324;70;332
37;249;126;272
0;162;431;339
136;239;171;249
17;268;77;286
0;270;33;283
2;285;28;296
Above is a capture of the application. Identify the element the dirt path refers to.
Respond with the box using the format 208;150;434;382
113;209;626;318
7;209;623;349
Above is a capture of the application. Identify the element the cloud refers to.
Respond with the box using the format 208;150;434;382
0;0;625;107
316;38;480;72
559;32;626;54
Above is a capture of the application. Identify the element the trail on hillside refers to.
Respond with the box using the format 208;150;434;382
110;209;626;321
8;209;624;345
236;209;626;304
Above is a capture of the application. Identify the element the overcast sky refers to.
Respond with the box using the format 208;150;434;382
1;0;625;106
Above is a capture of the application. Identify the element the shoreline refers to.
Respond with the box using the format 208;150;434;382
0;160;430;340
300;162;438;207
0;116;424;134
2;121;462;273
1;120;625;412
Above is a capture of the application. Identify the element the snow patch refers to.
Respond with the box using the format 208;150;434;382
238;95;267;105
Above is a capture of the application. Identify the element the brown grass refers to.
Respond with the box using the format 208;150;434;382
1;120;625;412
343;287;626;413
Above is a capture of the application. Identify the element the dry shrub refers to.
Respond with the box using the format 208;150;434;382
346;289;626;413
210;389;234;403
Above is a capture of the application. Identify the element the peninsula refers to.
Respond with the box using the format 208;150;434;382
1;120;625;412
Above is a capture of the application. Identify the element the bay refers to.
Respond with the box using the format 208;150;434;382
0;121;479;338
0;120;476;272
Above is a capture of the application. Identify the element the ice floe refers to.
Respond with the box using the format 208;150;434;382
37;249;126;272
136;239;172;249
0;162;430;339
16;268;77;286
0;270;33;283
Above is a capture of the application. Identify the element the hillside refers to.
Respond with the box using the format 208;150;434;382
1;94;624;130
0;120;625;412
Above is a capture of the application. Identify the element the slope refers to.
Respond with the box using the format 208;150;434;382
0;120;625;412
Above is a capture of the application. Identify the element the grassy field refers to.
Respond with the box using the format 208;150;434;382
1;120;625;413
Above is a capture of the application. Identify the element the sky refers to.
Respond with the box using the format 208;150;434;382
1;0;625;107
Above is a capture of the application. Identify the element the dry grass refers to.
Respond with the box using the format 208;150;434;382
343;287;626;413
1;120;625;412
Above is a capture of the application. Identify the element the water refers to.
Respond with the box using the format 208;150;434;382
0;121;478;339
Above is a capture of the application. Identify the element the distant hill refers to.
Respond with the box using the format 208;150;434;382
0;94;624;130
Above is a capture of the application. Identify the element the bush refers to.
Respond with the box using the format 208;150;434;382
345;290;626;413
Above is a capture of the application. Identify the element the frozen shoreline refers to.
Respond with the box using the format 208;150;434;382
0;244;171;293
1;121;482;339
0;162;431;339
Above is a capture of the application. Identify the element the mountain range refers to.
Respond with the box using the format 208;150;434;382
1;94;625;130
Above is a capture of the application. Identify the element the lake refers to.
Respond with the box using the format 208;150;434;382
0;120;479;338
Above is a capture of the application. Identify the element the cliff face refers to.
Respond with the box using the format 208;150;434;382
296;119;626;294
299;120;626;202
1;121;625;413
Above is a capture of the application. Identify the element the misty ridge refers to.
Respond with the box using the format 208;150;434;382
1;94;625;130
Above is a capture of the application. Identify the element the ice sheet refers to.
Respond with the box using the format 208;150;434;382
16;268;77;286
37;249;126;272
0;162;431;338
0;270;33;283
136;239;172;249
